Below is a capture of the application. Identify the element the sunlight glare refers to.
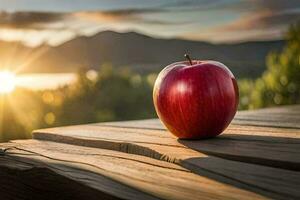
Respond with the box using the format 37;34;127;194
0;71;16;94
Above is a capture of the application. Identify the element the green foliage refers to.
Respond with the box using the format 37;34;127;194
238;79;255;110
239;23;300;110
56;65;156;125
0;89;47;141
0;66;157;142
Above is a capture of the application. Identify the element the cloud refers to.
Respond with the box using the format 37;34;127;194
158;0;227;9
73;9;154;22
73;8;181;25
218;10;300;31
203;0;300;12
101;8;164;16
1;1;299;44
180;0;300;42
0;8;178;30
249;0;300;12
0;11;66;29
209;0;300;37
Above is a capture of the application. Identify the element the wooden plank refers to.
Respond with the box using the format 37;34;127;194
33;123;300;170
238;105;300;115
101;105;300;129
101;119;164;130
32;126;300;199
232;105;300;128
0;157;120;200
234;106;300;129
0;140;269;200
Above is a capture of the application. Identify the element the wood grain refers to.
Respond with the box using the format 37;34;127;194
2;104;300;199
0;157;120;200
101;105;300;129
33;123;300;170
32;125;300;199
234;105;300;129
0;140;269;200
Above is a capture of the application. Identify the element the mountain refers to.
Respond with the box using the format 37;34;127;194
0;31;285;78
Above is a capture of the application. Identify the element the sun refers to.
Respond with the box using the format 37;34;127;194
0;70;16;94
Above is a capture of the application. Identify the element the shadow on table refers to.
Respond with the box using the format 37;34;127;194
178;133;300;171
177;134;300;199
0;165;120;200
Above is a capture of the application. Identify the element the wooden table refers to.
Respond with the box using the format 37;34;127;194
1;105;300;200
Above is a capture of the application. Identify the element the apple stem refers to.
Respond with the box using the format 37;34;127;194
184;54;193;65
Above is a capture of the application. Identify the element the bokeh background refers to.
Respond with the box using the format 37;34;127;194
0;0;299;142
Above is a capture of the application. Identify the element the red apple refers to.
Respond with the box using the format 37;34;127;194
153;54;239;139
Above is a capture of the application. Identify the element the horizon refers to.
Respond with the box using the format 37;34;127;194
0;0;299;47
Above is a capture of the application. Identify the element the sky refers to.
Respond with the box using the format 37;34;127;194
0;0;299;46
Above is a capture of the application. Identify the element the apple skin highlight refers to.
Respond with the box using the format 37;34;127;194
153;59;239;139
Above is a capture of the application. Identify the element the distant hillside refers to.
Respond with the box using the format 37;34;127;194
0;31;285;78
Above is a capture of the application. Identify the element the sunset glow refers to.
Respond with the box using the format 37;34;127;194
0;0;298;46
0;71;16;94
